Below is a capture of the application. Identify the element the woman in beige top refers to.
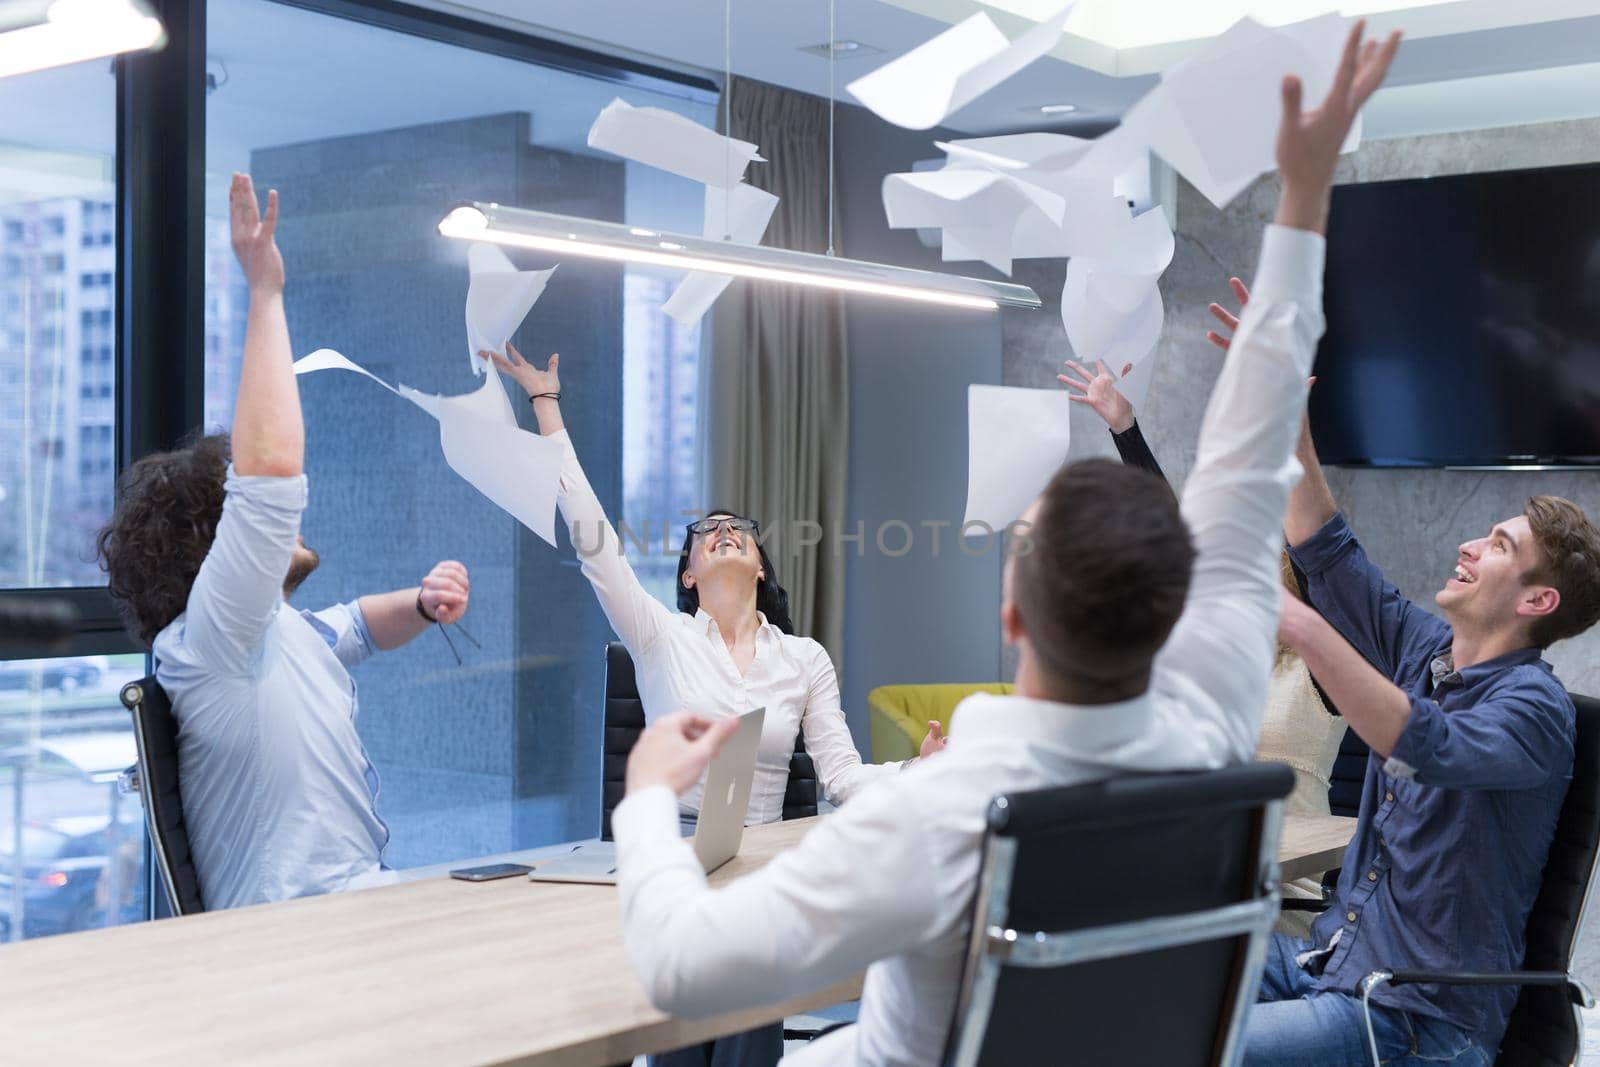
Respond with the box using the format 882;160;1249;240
1262;554;1349;935
1063;358;1347;934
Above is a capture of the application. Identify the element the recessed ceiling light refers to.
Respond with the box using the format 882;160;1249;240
1036;103;1078;114
798;40;883;58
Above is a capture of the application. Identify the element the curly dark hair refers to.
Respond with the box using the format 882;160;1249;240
96;433;231;646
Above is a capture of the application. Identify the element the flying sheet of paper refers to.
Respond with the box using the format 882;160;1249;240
965;384;1072;532
884;168;1065;231
1061;259;1165;399
1116;350;1160;418
465;243;556;375
587;97;763;189
938;132;1092;173
661;183;780;325
292;348;402;393
418;375;562;547
293;350;562;547
847;3;1074;130
1136;14;1358;209
935;181;1160;276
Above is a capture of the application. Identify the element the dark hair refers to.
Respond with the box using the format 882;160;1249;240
1523;495;1600;648
675;509;795;635
95;433;231;647
1011;459;1195;695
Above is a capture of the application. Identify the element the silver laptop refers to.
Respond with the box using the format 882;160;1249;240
527;707;765;886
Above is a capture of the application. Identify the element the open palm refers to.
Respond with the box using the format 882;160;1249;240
486;341;559;398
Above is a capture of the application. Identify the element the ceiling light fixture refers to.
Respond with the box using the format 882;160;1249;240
438;204;1042;311
0;0;165;79
1037;103;1078;113
798;39;883;58
440;0;1040;315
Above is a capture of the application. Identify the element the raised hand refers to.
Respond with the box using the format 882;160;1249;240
919;720;947;760
229;173;283;294
1275;21;1401;233
1205;277;1251;351
484;341;558;399
420;560;470;625
625;711;741;797
1058;358;1137;433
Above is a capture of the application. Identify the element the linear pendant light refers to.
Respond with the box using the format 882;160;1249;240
0;0;165;79
438;203;1042;312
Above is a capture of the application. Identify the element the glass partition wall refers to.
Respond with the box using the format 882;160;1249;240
0;0;718;936
202;0;715;867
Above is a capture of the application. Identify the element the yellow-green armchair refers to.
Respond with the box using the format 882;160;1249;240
868;683;1015;762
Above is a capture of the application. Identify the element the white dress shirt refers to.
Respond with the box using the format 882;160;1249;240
552;430;900;821
154;467;389;911
612;224;1326;1066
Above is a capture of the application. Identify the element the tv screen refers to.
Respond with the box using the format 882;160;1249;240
1312;161;1600;467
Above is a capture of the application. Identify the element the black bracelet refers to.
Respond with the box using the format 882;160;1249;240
528;391;561;403
416;592;437;624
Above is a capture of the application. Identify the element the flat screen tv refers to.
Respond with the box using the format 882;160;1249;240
1312;161;1600;467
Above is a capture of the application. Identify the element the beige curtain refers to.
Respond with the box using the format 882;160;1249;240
702;76;849;659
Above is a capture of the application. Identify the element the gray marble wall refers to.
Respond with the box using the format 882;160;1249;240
1001;116;1600;693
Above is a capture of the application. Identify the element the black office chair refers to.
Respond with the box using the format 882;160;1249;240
119;676;204;917
1353;692;1600;1067
600;641;819;841
941;762;1296;1067
1327;728;1371;818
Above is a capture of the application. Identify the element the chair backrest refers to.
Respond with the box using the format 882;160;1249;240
1495;692;1600;1067
600;643;646;841
942;762;1295;1067
119;676;204;916
1327;728;1370;818
600;642;818;840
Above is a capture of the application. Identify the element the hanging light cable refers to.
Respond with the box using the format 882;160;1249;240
440;204;1039;311
436;0;1041;314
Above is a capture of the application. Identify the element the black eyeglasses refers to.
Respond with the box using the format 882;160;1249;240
686;516;760;536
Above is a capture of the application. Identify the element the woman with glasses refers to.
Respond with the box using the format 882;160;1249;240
487;343;942;831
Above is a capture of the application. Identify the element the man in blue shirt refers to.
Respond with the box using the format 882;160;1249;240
96;175;472;909
1220;369;1600;1056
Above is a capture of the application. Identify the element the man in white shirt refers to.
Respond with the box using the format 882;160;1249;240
607;25;1399;1066
96;175;472;910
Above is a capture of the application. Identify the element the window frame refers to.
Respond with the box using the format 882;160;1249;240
0;0;715;662
0;0;718;921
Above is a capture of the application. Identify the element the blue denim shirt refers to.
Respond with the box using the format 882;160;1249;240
1289;513;1574;1047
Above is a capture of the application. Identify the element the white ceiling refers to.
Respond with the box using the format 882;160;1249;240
0;0;1598;204
429;0;1600;137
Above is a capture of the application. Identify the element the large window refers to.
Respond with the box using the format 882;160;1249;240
0;62;118;589
0;56;147;943
203;0;717;866
0;654;148;942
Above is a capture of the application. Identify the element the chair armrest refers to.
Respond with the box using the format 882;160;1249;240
1365;969;1595;1008
867;705;919;763
1279;898;1331;912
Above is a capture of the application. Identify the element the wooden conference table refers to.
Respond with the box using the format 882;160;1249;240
0;813;1355;1066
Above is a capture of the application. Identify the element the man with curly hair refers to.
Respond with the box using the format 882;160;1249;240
96;175;471;910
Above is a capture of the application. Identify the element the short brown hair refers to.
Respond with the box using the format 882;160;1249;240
1523;495;1600;648
1012;459;1195;693
96;433;230;646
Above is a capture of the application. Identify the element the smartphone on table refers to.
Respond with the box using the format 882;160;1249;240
449;862;533;882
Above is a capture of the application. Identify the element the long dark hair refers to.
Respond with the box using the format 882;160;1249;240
675;509;795;635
